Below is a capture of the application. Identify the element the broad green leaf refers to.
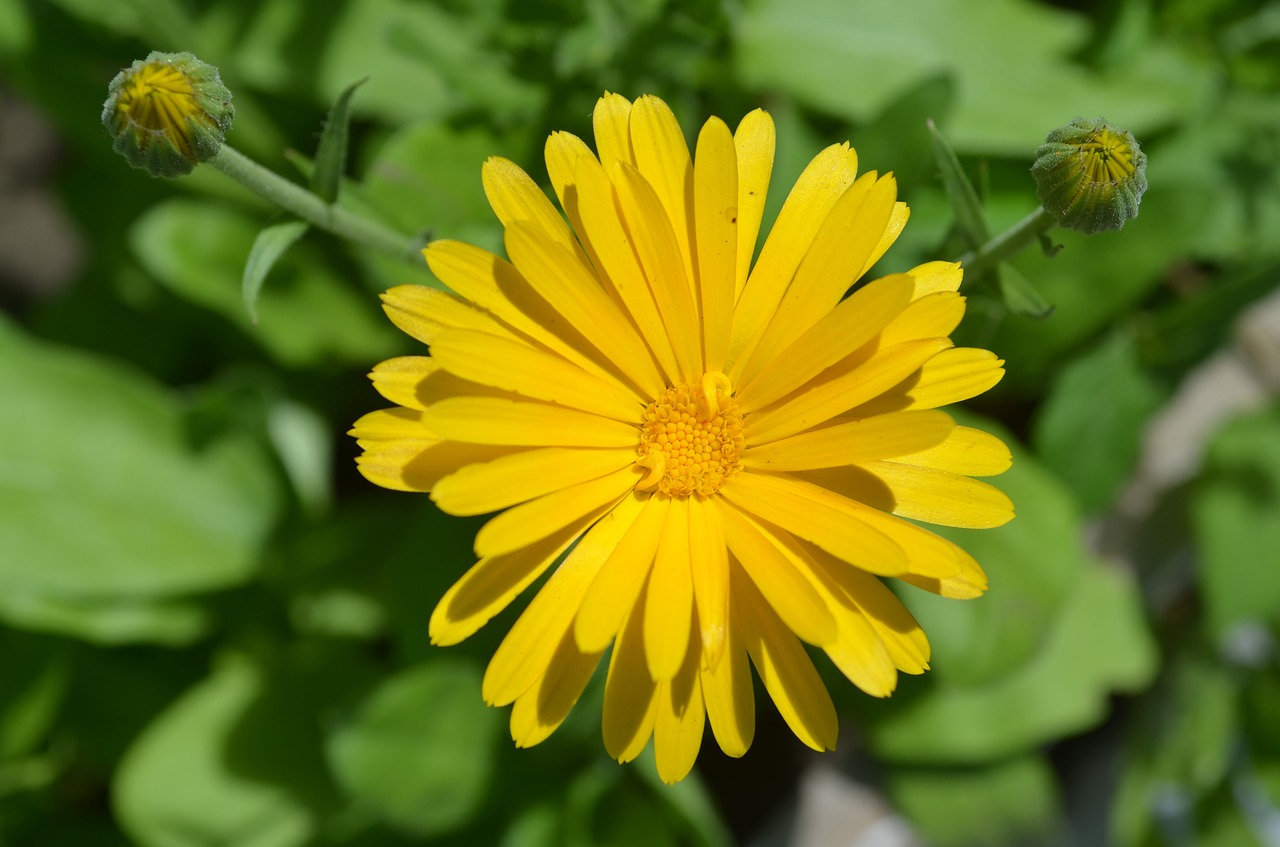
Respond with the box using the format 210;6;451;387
325;660;501;836
0;0;31;56
242;220;308;323
1193;404;1280;636
1032;329;1166;514
0;632;69;760
311;77;366;203
996;263;1054;319
0;321;279;602
115;657;330;847
265;398;332;517
736;0;1213;154
927;118;990;249
863;414;1157;763
886;755;1060;847
0;593;209;647
130;199;400;366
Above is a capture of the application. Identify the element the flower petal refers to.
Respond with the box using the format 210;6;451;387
603;598;659;762
694;116;738;372
880;291;966;346
719;472;908;576
653;633;705;784
732;109;775;301
631;94;696;288
893;425;1012;477
576;495;670;653
853;347;1005;416
510;628;604;748
645;498;694;681
381;284;516;346
855;460;1016;529
701;622;754;758
688;494;729;670
482;155;588;268
369;356;434;410
737;576;838;752
905;260;964;297
742;410;955;471
474;466;636;558
593;91;636;174
430;328;644;419
422;396;638;448
860;201;910;275
432;447;635;516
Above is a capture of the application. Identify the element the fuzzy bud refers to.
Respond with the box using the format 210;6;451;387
1031;117;1147;234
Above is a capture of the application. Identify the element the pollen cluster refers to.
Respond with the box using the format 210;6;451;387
1077;127;1138;184
635;375;745;497
115;63;203;156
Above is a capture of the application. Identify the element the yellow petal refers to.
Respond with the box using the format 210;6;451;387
593;91;636;174
719;472;908;576
653;633;705;784
429;328;644;419
603;599;659;762
576;495;670;653
732;109;775;301
860;201;910;276
505;221;666;398
369;357;435;410
510;627;604;748
422;396;638;448
482;502;624;705
728;142;858;370
899;546;989;599
737;577;837;752
880;291;966;346
688;494;729;670
737;173;896;381
904;260;964;297
893;425;1012;477
857;461;1016;529
717;502;837;646
701;622;754;757
432;447;635;516
482;156;588;267
351;408;519;493
572;154;682;383
423;240;628;387
736;273;914;411
645;497;694;681
853;347;1005;416
631;95;696;288
381;284;516;346
612;163;702;382
744;338;951;442
349;406;432;442
693;116;738;372
473;467;636;558
429;510;604;646
799;548;898;696
742;410;955;471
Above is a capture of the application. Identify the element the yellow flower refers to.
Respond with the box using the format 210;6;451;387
351;93;1014;783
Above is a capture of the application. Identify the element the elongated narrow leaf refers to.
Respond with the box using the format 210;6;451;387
242;221;309;323
311;77;367;204
927;118;990;249
997;263;1054;319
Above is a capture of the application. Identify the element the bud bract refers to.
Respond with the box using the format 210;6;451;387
1031;117;1147;234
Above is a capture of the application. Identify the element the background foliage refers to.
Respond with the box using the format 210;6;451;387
2;0;1279;844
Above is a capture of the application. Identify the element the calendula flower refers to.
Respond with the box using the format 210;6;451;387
351;93;1013;783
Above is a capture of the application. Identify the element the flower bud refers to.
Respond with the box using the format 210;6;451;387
1031;117;1147;234
102;51;234;178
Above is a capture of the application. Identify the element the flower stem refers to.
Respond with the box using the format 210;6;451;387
210;145;423;264
958;206;1056;280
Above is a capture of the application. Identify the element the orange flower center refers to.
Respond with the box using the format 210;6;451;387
635;373;744;497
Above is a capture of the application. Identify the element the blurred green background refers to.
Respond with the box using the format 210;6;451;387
2;0;1280;845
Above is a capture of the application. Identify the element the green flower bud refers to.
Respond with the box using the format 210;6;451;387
102;51;234;178
1031;117;1147;234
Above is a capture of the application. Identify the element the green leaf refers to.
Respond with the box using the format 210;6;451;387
0;0;32;56
863;414;1157;763
1192;404;1280;636
0;632;69;760
0;593;209;647
310;77;366;204
0;322;280;605
265;397;332;517
325;660;501;836
130;199;400;367
995;262;1054;319
115;656;334;847
242;221;309;323
927;118;991;249
886;755;1060;847
1031;329;1166;513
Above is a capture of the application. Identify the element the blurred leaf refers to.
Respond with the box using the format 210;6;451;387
0;322;279;603
1193;404;1280;636
265;398;333;517
736;0;1213;154
927;118;991;249
996;263;1054;319
311;77;366;203
242;221;309;324
0;632;69;760
865;414;1157;763
501;801;563;847
326;660;501;836
1032;329;1166;514
633;748;734;847
0;594;209;647
130;199;400;366
886;755;1060;847
115;656;333;847
0;0;31;55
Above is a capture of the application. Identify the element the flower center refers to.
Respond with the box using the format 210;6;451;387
1078;128;1138;185
635;372;744;497
116;63;203;155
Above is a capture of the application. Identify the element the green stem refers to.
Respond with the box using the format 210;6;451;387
210;145;422;264
957;206;1056;280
